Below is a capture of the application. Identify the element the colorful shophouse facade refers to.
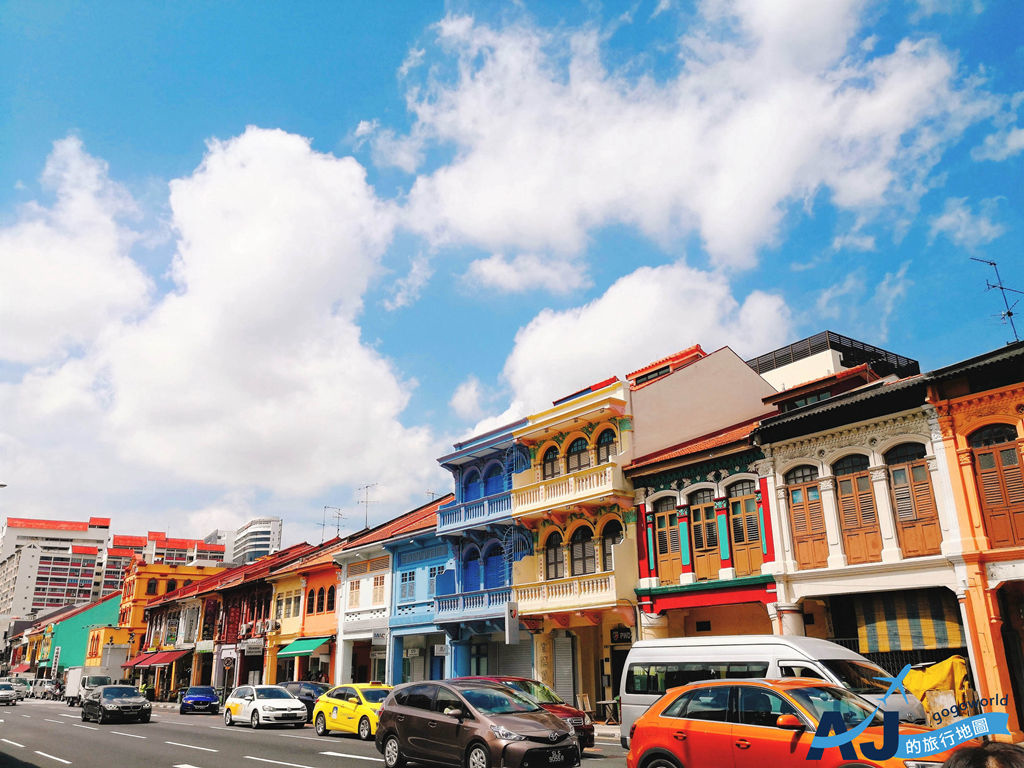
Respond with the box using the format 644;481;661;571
435;419;534;679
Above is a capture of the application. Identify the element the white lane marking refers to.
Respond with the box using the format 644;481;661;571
72;723;97;730
207;726;234;731
45;718;64;723
166;741;218;752
278;732;327;741
1;738;24;747
244;757;318;768
174;765;206;768
34;752;72;765
319;752;384;762
110;730;147;739
20;714;31;718
59;713;78;718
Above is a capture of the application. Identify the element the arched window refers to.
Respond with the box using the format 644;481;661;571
968;424;1024;547
484;545;505;589
316;587;326;613
566;438;591;473
784;465;826;570
326;585;336;612
688;488;720;582
596;430;618;464
542;447;560;479
831;454;881;564
146;579;158;595
601;520;624;571
483;465;504;496
884;443;940;557
463;549;481;592
726;480;762;577
307;589;316;614
165;580;177;594
570;527;597;575
463;470;483;502
545;533;564;580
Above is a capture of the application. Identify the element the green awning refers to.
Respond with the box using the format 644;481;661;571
37;660;51;668
276;636;331;659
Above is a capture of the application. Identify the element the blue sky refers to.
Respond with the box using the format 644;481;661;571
1;0;1022;546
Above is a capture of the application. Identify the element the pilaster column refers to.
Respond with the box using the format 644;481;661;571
773;485;797;573
870;465;903;562
818;477;848;568
533;632;554;689
767;602;806;636
638;611;669;641
677;504;695;585
715;497;735;580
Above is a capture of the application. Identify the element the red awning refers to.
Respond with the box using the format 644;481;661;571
123;652;157;668
10;663;29;674
145;649;191;667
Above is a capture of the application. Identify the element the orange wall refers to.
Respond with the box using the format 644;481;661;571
301;566;340;636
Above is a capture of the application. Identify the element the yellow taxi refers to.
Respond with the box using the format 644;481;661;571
313;683;392;740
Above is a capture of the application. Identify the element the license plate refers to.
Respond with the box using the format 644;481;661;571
548;751;563;763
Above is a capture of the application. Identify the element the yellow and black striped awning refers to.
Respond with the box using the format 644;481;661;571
854;589;965;653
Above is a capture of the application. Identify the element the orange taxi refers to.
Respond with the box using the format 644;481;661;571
626;678;965;768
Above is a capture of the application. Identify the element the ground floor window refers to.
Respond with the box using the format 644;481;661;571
470;643;489;675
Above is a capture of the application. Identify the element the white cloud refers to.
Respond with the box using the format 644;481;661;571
0;136;152;364
450;376;484;421
913;0;984;19
929;197;1006;248
354;119;378;139
832;232;876;252
384;253;433;310
371;129;426;173
873;261;911;340
464;253;589;295
816;272;865;319
651;0;672;19
972;125;1024;162
492;261;792;419
396;6;990;268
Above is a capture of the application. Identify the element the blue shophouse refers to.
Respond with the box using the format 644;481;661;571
434;420;534;678
386;493;455;685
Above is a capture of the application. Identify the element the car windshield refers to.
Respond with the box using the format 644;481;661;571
85;677;111;686
256;688;293;700
820;659;891;695
460;686;543;715
503;679;564;705
187;687;216;696
102;687;139;699
308;683;330;695
787;686;884;728
0;684;12;690
360;688;389;704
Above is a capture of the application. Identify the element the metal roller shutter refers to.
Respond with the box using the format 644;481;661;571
497;634;534;678
553;635;575;704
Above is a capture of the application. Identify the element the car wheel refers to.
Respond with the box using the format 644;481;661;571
467;743;490;768
224;708;233;726
179;706;186;715
315;713;328;736
80;708;88;721
97;710;106;725
251;711;260;729
641;757;682;768
139;715;150;723
383;734;406;768
359;716;372;741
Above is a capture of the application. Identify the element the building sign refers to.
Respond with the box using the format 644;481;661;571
432;644;449;657
51;646;61;679
195;640;214;653
610;626;632;644
505;601;519;645
403;647;421;658
370;649;387;660
372;630;388;646
242;638;264;656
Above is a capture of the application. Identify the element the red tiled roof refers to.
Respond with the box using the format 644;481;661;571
5;518;90;532
88;517;111;528
627;416;771;471
190;542;320;597
197;543;225;552
113;535;148;547
271;539;348;576
148;531;166;540
30;592;120;630
71;545;98;555
343;493;454;550
626;344;706;383
106;548;136;558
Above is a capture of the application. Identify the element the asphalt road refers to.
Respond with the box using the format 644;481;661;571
0;698;628;768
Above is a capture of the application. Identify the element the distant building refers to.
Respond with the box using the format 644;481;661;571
101;531;225;593
205;517;283;564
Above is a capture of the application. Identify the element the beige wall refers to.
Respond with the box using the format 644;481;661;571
630;347;777;460
665;602;771;636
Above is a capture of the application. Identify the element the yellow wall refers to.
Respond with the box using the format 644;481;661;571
665;602;771;636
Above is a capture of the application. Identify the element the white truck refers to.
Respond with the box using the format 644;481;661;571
64;666;114;707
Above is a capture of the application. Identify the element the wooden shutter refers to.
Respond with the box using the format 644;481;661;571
973;445;1024;547
837;473;882;564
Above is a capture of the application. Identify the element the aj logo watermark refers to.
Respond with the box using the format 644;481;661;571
807;665;1010;761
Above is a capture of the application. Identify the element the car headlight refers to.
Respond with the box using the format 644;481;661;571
583;714;591;726
143;702;151;708
490;724;526;741
904;762;944;768
104;704;117;710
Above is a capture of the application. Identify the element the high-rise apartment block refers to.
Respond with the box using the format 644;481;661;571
204;517;282;563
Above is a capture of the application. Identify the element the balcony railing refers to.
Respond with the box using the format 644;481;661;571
515;572;620;614
437;492;513;533
391;599;435;627
513;462;628;516
434;587;512;621
343;605;389;632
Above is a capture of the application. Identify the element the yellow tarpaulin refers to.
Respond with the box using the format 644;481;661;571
904;655;971;703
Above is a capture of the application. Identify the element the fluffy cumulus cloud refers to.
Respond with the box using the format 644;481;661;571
395;1;993;270
464;253;589;295
0;137;152;364
486;261;792;424
450;375;484;421
928;197;1006;248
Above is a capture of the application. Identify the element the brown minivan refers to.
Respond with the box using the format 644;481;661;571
376;680;580;768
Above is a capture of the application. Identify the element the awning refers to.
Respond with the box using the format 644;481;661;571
123;652;157;668
276;636;331;659
10;663;29;674
146;649;192;667
853;589;966;654
37;660;51;668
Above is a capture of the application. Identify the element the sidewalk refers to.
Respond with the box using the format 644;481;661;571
594;722;621;740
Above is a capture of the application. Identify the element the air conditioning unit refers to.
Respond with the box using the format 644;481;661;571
271;620;281;631
239;622;250;637
255;619;265;634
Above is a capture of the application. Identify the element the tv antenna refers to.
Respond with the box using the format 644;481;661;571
971;258;1021;343
321;506;346;542
425;490;442;500
357;483;378;529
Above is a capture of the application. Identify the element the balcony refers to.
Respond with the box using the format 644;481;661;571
391;599;436;628
515;571;631;615
513;462;629;517
437;492;513;534
434;587;512;623
342;605;389;634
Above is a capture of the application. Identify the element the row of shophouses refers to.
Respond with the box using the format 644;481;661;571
9;332;1024;740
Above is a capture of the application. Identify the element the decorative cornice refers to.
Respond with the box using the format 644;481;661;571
764;412;930;464
632;448;764;495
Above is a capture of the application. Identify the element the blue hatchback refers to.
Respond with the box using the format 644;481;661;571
180;686;220;715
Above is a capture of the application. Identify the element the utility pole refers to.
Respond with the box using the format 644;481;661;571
357;483;378;530
972;257;1021;343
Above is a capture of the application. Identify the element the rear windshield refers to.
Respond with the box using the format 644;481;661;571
85;677;111;687
360;688;389;704
625;662;769;695
820;659;891;695
0;684;13;691
461;686;542;715
256;688;293;700
186;687;217;696
102;687;139;698
503;679;564;705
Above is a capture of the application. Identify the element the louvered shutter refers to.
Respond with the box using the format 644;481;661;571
484;552;504;589
691;511;705;549
838;479;859;527
856;475;877;524
464;557;480;591
1003;448;1024;505
977;451;1005;506
910;463;938;520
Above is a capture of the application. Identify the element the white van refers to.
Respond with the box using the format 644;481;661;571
618;635;926;746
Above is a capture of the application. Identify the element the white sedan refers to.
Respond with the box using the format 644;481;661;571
223;684;307;729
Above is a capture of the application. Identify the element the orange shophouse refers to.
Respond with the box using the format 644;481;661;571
928;341;1024;741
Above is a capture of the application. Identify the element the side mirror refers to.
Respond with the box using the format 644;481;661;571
776;714;805;730
245;694;255;701
443;707;463;719
348;697;360;704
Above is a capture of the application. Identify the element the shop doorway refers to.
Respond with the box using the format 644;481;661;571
610;647;629;699
998;585;1024;727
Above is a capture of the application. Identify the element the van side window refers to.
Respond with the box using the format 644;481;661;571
626;662;769;695
724;663;769;679
779;664;824;679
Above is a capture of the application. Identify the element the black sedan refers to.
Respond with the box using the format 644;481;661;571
279;681;330;722
81;685;152;724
